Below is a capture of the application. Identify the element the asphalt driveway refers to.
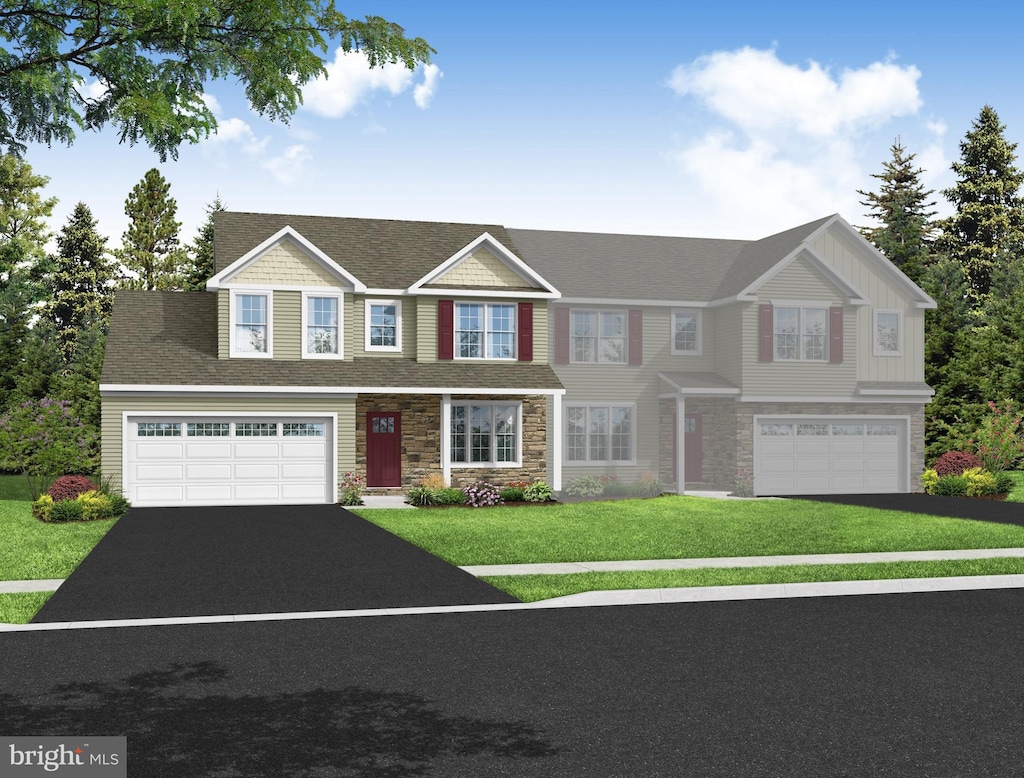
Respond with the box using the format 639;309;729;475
792;492;1024;526
31;505;518;623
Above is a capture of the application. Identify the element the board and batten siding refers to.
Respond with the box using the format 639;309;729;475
230;240;341;286
811;226;926;383
101;395;356;495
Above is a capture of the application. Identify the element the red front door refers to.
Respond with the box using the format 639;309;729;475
366;412;401;487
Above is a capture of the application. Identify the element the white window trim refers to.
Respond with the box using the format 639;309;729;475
569;309;628;365
364;298;403;352
453;301;517;361
873;308;903;357
563;403;637;466
230;289;273;359
301;291;344;360
773;305;829;362
671;308;702;356
449;401;523;467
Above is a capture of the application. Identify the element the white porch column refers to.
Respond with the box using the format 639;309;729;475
675;394;686;494
441;394;452;486
552;392;563;491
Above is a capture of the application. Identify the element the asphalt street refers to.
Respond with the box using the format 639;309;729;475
5;589;1024;777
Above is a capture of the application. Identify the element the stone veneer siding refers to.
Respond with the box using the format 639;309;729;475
356;393;548;490
659;399;926;493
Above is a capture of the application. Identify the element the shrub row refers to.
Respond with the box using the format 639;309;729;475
33;490;131;522
406;479;553;507
563;474;663;500
920;467;1014;497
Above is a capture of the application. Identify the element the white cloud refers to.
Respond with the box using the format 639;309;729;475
303;49;442;118
81;79;108;100
261;144;312;185
666;47;932;233
414;64;443;109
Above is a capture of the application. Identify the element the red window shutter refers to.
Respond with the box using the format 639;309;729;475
437;300;454;360
758;304;774;362
628;309;643;365
517;302;533;362
830;306;843;364
555;307;570;364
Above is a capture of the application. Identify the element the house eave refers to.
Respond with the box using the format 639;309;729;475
100;384;566;397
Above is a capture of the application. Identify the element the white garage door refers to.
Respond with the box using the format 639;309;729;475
126;417;333;507
754;418;905;496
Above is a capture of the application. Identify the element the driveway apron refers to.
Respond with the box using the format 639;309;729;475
791;493;1024;527
32;505;518;623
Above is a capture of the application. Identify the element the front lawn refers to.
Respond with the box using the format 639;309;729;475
0;474;33;501
354;495;1024;566
0;592;53;624
0;499;118;580
485;557;1024;602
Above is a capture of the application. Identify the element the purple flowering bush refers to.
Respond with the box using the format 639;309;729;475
462;481;503;508
0;398;97;499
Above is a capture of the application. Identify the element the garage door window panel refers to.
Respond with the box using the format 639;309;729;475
138;422;181;436
236;423;278;437
187;423;229;436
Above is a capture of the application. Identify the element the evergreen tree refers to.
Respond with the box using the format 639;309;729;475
935;105;1024;302
858;138;937;285
183;196;225;291
47;202;114;362
116;168;187;290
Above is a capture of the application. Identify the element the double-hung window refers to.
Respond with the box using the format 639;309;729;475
565;405;634;463
571;310;626;363
455;303;515;359
873;309;901;356
671;310;701;355
774;306;827;361
450;402;520;465
303;293;341;358
366;300;402;351
232;291;271;357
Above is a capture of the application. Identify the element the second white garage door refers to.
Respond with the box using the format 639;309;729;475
754;417;906;496
126;417;333;507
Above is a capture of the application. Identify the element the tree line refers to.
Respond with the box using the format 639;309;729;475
859;105;1024;461
0;161;222;439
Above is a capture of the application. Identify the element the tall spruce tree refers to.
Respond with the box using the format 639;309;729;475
935;105;1024;302
183;196;225;291
47;202;113;362
116;168;187;290
858;138;937;285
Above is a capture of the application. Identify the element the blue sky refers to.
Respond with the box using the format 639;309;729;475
24;1;1024;248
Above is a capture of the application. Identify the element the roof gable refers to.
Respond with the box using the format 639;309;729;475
409;233;559;298
207;225;366;291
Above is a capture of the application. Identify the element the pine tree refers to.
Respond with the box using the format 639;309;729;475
116;168;187;290
858;138;937;285
183;196;225;291
935;105;1024;302
47;202;114;362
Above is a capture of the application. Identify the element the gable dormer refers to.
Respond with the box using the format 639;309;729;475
207;226;365;360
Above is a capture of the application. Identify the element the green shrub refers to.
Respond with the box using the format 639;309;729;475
406;486;435;506
32;494;54;521
565;475;603;498
49;499;85;522
523;481;553;502
435;487;466;505
994;471;1015;495
500;486;525;502
75;490;115;520
933;474;968;496
961;467;998;497
601;481;630;497
920;468;939;494
107;493;131;516
629;475;664;498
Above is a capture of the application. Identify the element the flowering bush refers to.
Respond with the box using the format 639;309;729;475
463;481;503;507
731;468;754;498
0;398;96;499
48;474;99;502
339;471;364;506
932;450;983;477
628;473;664;498
967;400;1024;473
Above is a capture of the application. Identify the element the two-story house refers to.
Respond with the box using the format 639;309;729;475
99;212;935;506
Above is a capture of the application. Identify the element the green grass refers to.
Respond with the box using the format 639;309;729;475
354;495;1024;566
484;557;1024;602
0;500;117;580
0;474;33;501
0;591;53;624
